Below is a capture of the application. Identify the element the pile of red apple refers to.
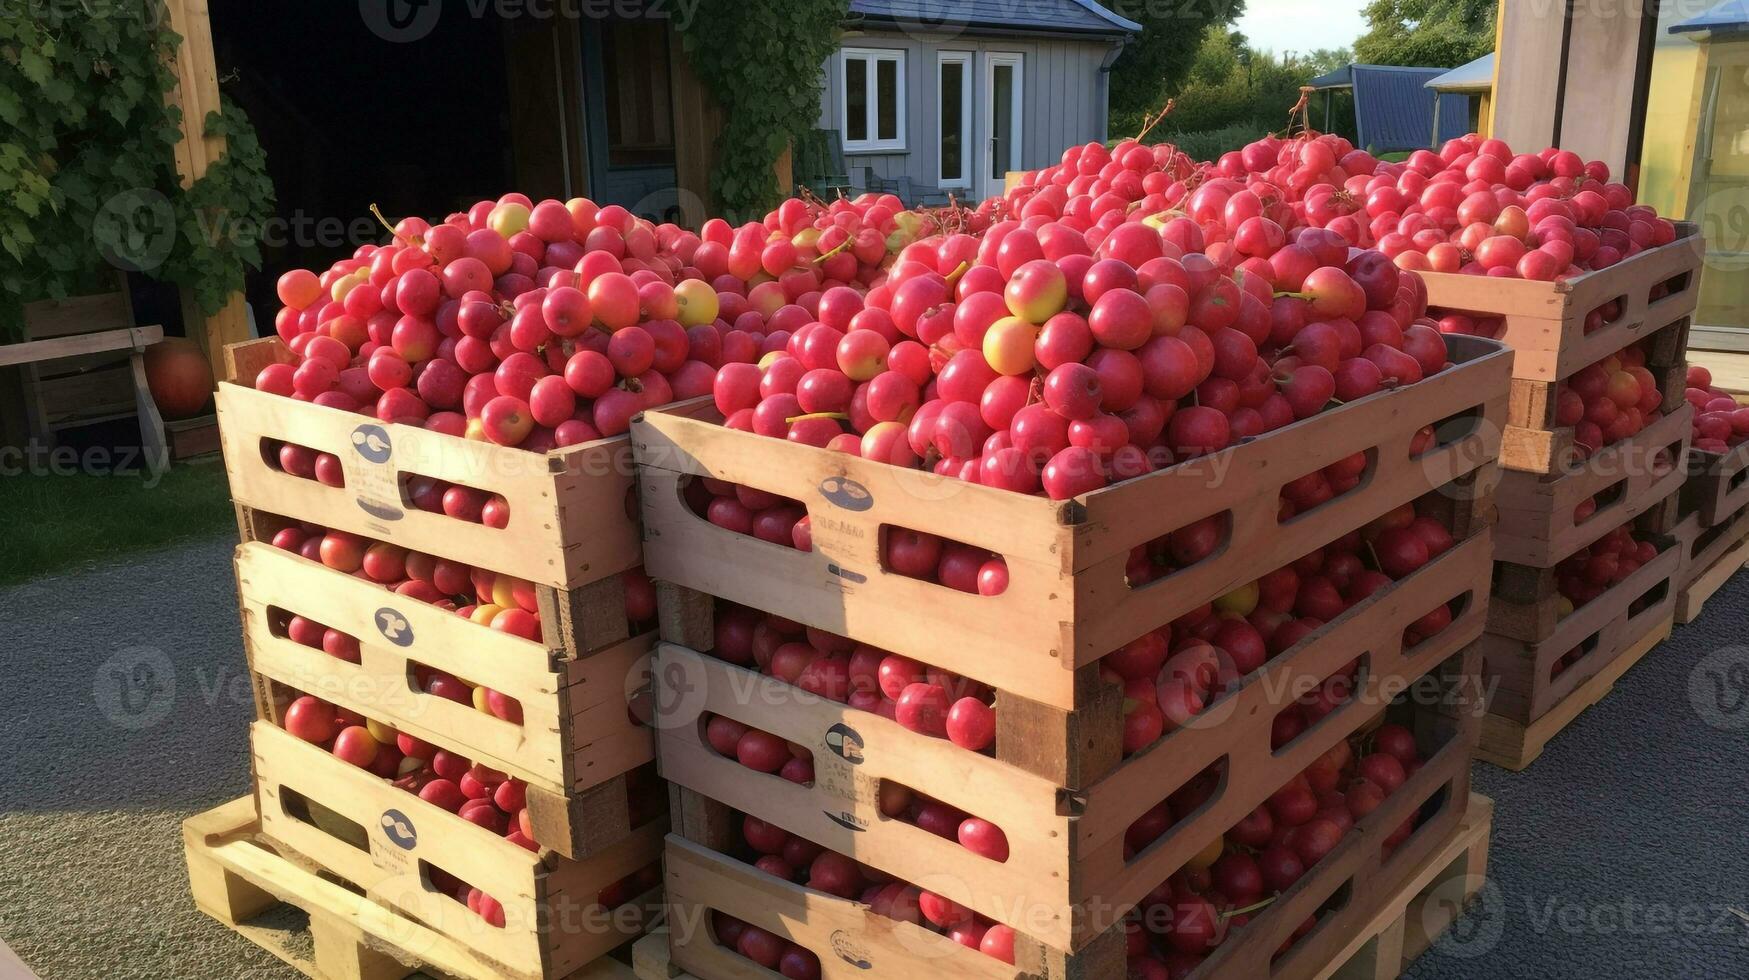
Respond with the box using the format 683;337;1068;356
1554;519;1661;615
257;189;946;452
264;520;656;724
704;713;1429;977
276;688;662;925
1686;366;1749;454
707;210;1449;504
1012;131;1678;283
1550;340;1669;458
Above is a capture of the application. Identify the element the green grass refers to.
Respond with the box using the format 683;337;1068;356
1378;151;1414;163
0;457;233;588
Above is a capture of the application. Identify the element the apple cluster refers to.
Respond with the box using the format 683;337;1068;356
1551;340;1669;458
1686;366;1749;453
258;191;939;451
1554;519;1661;616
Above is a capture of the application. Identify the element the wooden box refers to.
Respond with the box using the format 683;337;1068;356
250;720;663;980
633;336;1511;713
237;537;656;859
1682;441;1749;529
1674;506;1749;624
656;644;1480;979
1493;401;1691;567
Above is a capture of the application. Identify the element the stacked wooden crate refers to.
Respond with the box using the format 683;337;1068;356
1674;391;1749;622
1417;227;1705;771
630;337;1511;978
182;338;668;979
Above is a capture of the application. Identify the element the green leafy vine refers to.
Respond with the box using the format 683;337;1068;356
0;2;275;341
676;0;847;222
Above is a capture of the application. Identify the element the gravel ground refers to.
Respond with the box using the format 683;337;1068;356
3;535;1748;978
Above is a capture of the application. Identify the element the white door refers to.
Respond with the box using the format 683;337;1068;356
981;53;1024;201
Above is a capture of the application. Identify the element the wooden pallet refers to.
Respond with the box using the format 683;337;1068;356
1479;614;1675;771
247;719;666;979
1681;441;1749;529
218;337;710;592
185;796;647;980
237;537;656;859
1495;317;1691;476
654;689;1478;980
1492;402;1691;567
634;335;1510;712
630;798;1494;980
1675;508;1749;624
1421;222;1703;384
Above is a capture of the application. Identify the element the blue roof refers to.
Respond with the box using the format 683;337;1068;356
1426;53;1494;92
1671;1;1749;36
849;0;1141;36
1306;64;1469;152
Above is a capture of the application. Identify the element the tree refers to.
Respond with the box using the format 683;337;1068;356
1105;0;1248;120
1352;0;1495;68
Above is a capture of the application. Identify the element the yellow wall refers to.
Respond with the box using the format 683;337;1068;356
1640;43;1698;216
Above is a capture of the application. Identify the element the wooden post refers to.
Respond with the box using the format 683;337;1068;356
1489;0;1567;152
1559;1;1655;178
162;0;251;383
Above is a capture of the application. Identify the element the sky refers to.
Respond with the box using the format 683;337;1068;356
1234;0;1370;57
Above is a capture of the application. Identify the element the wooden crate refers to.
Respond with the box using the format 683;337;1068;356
1674;507;1749;624
249;721;664;980
655;645;1479;979
1479;613;1674;771
1496;317;1691;476
218;337;709;593
184;796;646;980
1487;485;1683;646
634;335;1510;713
168;413;222;460
1492;401;1691;567
1481;510;1681;730
237;539;656;859
1421;222;1703;384
1682;441;1749;529
636;796;1493;980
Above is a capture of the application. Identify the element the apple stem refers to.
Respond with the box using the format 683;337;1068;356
786;412;850;424
1274;290;1312;300
1223;896;1278;920
815;237;853;264
1364;539;1381;572
369;203;420;247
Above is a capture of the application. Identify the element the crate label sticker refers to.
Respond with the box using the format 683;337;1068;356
824;723;864;765
828;931;873;970
818;476;873;512
374;607;414;647
349;424;406;523
822;809;869;832
825;563;867;586
379;808;418;850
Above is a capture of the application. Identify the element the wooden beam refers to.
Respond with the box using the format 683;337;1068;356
1490;0;1566;152
0;325;164;368
163;0;251;383
1559;0;1652;178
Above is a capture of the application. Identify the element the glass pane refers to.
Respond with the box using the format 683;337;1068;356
941;62;963;182
1693;63;1749;329
846;58;868;143
877;58;899;142
602;20;675;168
992;64;1014;181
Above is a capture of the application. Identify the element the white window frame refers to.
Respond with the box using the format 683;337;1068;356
981;52;1025;201
840;47;907;153
937;51;972;187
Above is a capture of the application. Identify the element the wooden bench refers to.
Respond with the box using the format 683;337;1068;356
0;291;167;474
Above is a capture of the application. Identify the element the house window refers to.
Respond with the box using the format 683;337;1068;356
842;48;906;152
938;52;970;186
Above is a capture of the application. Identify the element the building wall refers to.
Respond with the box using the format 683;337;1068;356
816;28;1121;196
